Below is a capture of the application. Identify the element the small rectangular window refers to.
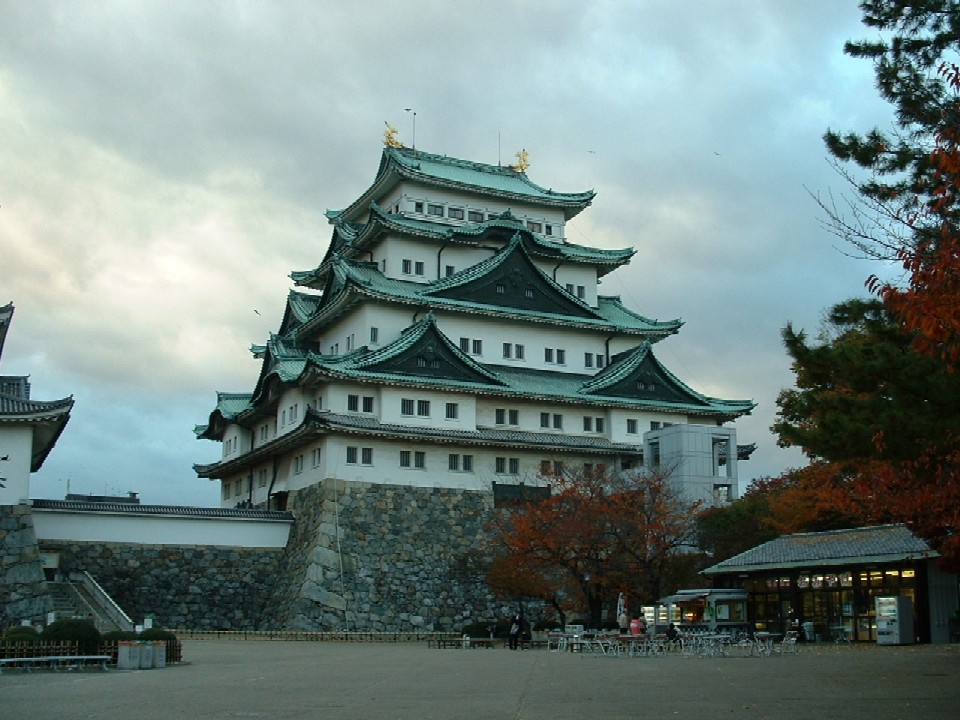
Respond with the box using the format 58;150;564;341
495;408;506;425
651;421;661;430
527;221;542;232
514;344;524;360
565;283;574;294
540;412;550;428
463;454;474;472
577;285;585;299
585;352;593;368
427;203;444;216
596;354;605;368
414;451;425;469
414;201;424;213
402;259;412;274
346;446;358;464
472;339;482;355
596;417;605;433
414;261;425;275
417;400;431;417
362;396;374;413
496;283;506;294
524;288;534;298
400;450;411;467
509;409;519;425
545;348;554;363
553;414;563;429
311;448;321;467
445;402;459;419
509;458;520;474
554;461;564;476
370;327;379;343
627;419;638;434
361;447;373;465
540;460;552;475
503;342;512;359
445;265;455;277
401;398;414;416
347;394;359;412
545;224;553;236
556;349;566;365
468;210;484;222
495;457;506;473
460;337;470;352
449;454;460;471
583;416;593;432
448;207;464;220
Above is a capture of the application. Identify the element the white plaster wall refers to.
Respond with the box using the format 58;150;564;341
0;425;33;504
32;509;292;547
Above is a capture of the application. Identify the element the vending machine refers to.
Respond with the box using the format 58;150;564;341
875;596;914;645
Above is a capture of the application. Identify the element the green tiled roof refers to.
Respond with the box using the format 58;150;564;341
701;525;938;575
330;146;595;224
293;253;680;340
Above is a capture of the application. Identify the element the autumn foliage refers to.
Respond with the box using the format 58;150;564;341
485;467;701;628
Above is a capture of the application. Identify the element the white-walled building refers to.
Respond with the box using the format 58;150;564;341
195;143;755;508
0;303;74;505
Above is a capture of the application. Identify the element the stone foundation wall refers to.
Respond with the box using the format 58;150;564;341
39;541;284;630
0;504;53;628
263;480;508;631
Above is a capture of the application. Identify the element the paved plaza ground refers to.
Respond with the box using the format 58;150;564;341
2;640;958;720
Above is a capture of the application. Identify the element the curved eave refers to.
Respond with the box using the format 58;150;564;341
0;396;74;471
331;147;595;225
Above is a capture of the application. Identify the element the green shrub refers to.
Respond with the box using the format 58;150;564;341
101;630;139;642
138;627;181;661
41;619;101;654
2;626;40;644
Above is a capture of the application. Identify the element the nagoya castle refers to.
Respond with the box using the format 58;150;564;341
189;130;755;630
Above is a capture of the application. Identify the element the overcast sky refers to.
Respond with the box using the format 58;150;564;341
1;1;898;506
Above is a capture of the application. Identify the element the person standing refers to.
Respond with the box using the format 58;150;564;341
618;609;629;635
508;613;522;650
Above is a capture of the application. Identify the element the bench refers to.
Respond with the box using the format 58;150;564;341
0;655;111;673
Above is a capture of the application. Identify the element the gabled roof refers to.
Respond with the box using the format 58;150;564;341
292;253;680;341
701;524;938;575
195;391;254;440
329;146;595;225
581;343;752;415
341;312;505;386
294;207;635;290
276;289;323;337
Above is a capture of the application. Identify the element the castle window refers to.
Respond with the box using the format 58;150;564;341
361;447;373;465
463;454;474;472
583;416;593;432
259;468;268;487
509;409;519;425
596;354;605;368
460;337;469;352
585;353;593;368
545;348;554;363
448;207;464;220
627;419;638;434
577;285;585;299
445;265;455;277
527;221;542;232
496;283;506;294
362;396;374;413
553;414;563;429
445;402;459;419
311;448;321;467
540;412;550;428
514;344;524;360
449;454;460;471
400;450;411;468
468;210;484;222
545;224;554;236
556;349;566;365
347;446;358;464
472;339;482;355
402;259;412;274
495;456;506;473
414;261;425;275
414;451;426;469
565;283;574;294
294;455;304;474
509;458;520;474
370;327;379;343
414;201;423;213
347;394;359;412
503;342;512;359
524;288;534;299
417;400;431;417
595;417;605;433
495;408;506;425
427;203;444;216
401;398;414;416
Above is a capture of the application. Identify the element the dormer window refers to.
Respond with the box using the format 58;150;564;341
427;203;444;216
527;221;542;232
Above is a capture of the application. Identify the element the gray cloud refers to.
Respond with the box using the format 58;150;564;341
0;0;893;504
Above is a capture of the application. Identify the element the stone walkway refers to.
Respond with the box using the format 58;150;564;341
2;640;957;719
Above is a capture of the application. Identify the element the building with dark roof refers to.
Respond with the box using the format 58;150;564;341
0;302;74;505
194;141;756;509
702;524;959;643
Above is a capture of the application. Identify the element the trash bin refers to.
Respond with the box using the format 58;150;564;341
803;622;815;642
139;641;154;669
152;641;167;668
117;641;141;670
